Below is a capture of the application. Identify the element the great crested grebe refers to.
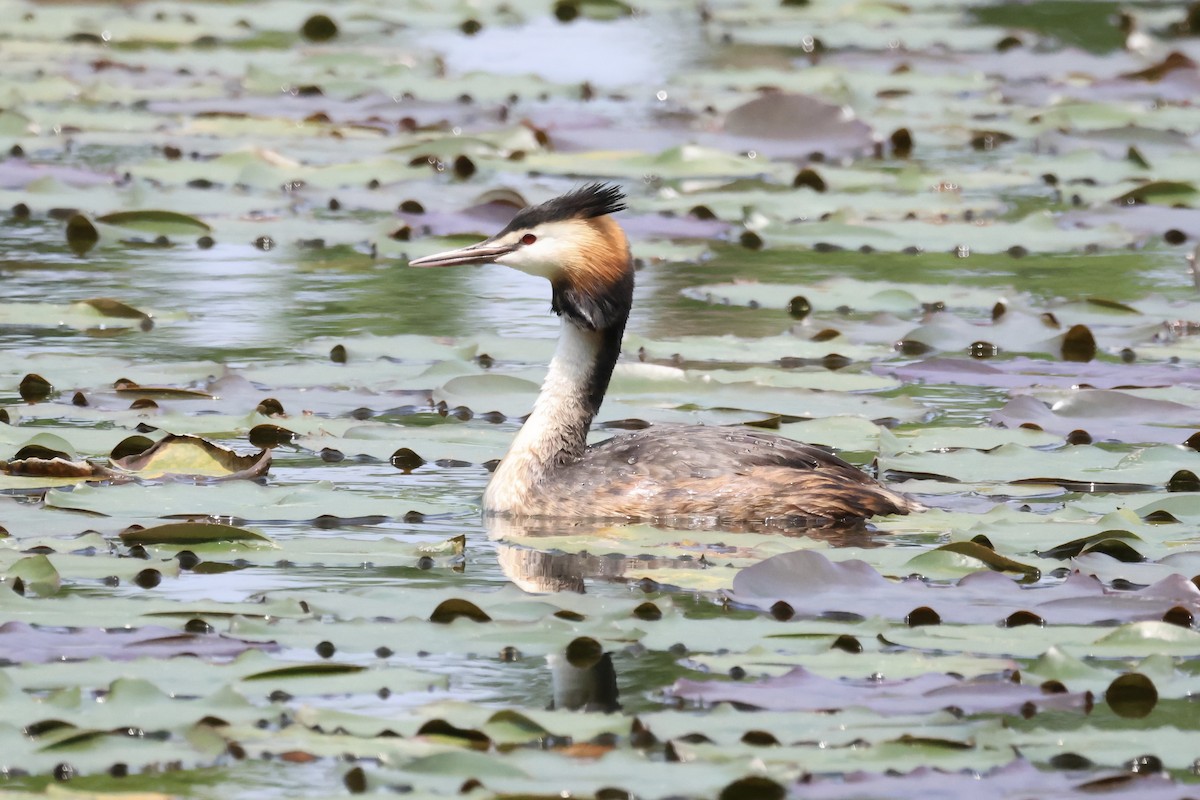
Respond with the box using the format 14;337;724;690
409;184;918;524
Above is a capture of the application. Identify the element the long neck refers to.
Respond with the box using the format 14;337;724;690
485;312;627;514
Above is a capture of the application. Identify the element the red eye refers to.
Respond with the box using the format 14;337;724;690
521;233;537;245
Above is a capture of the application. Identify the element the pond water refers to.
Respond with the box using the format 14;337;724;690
2;0;1200;797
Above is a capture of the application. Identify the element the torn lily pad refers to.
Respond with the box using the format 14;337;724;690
110;433;270;481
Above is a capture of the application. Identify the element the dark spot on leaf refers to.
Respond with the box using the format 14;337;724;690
11;202;30;220
811;329;840;343
554;1;580;22
499;646;520;662
252;236;274;251
300;14;338;41
719;776;785;800
793;167;826;191
689;205;716;220
741;730;779;746
831;634;862;653
787;296;811;320
197;235;214;249
897;339;931;356
19;373;53;402
329;343;347;363
1184;432;1200;452
256;397;284;417
890;127;913;158
1048;753;1095;772
320;448;344;463
399;200;424;213
729;666;746;680
1106;673;1157;718
343;765;367;793
1007;245;1028;258
184;617;212;633
995;34;1022;51
430;598;490;624
65;215;99;256
1004;610;1044;627
968;341;998;358
129;398;157;410
177;552;201;572
1168;469;1200;492
1163;605;1193;627
134;569;161;589
739;230;763;250
1120;347;1136;363
633;602;662;621
554;609;586;622
460;19;483;35
822;353;851;370
53;763;74;782
769;601;794;621
1065;429;1092;445
1165;229;1187;245
1126;754;1163;774
390;448;425;473
1060;325;1095;362
453;155;476;179
564;636;603;668
906;606;940;626
249;424;297;449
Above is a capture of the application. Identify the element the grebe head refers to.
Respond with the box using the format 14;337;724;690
408;183;630;289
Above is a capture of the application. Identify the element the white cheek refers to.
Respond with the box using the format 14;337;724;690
497;237;571;279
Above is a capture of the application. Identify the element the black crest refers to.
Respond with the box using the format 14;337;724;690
502;183;626;233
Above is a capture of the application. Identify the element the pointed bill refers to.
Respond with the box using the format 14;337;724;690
407;238;518;268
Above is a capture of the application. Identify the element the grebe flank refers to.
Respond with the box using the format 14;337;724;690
409;184;918;524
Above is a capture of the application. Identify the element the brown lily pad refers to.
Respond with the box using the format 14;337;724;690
119;521;273;545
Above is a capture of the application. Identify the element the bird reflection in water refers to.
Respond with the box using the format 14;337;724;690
488;515;883;595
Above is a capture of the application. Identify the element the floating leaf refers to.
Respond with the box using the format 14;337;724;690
65;214;98;256
7;555;61;597
96;210;212;234
110;434;270;480
118;521;273;546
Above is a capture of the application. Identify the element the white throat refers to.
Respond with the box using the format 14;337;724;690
483;321;603;514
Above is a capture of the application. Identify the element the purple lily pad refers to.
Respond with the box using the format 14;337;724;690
725;550;1200;625
672;665;1089;715
0;621;275;664
790;758;1189;800
992;392;1200;443
883;356;1200;391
